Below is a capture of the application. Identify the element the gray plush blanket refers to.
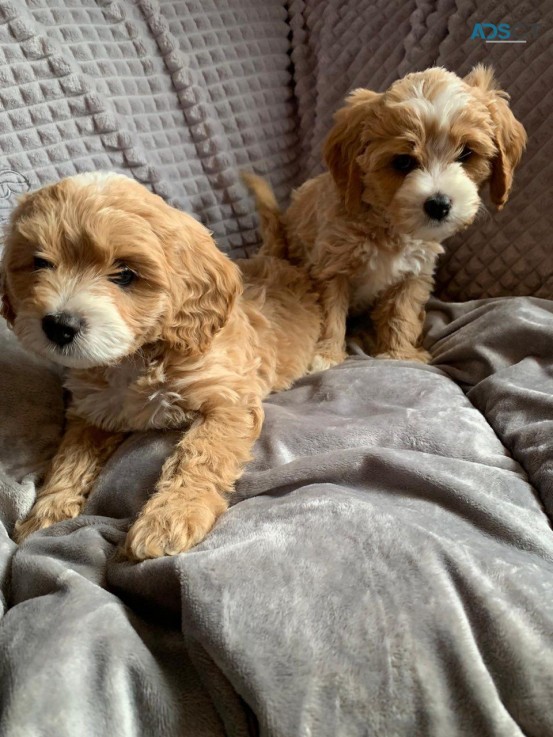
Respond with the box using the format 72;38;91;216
1;296;553;737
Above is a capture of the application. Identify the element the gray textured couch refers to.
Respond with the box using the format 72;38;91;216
1;2;553;736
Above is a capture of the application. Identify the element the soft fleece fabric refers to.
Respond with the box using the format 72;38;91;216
0;297;552;737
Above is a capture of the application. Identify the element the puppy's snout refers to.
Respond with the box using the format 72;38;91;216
424;194;451;221
42;312;84;347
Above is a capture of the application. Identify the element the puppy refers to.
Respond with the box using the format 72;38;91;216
1;172;321;560
244;65;527;367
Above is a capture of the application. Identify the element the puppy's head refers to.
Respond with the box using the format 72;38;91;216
1;172;241;369
323;65;527;240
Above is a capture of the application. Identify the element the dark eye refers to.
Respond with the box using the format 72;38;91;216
392;154;417;174
33;256;54;271
109;265;136;287
457;146;473;163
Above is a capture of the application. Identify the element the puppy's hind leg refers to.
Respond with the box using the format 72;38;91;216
14;417;126;542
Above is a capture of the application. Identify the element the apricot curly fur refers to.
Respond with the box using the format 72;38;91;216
244;65;526;366
3;174;322;559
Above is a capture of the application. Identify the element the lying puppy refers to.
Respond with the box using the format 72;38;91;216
1;172;321;560
244;65;526;367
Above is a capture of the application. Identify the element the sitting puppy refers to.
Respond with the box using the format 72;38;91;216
244;65;526;367
1;172;321;560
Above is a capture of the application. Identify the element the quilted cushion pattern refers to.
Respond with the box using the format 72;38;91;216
0;0;295;257
0;0;551;297
287;0;553;300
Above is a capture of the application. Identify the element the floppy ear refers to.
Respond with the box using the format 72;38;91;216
464;65;527;210
0;192;33;328
160;213;242;355
0;269;15;327
323;89;382;214
1;294;15;327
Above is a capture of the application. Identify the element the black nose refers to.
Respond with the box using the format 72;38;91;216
424;194;451;221
42;313;83;347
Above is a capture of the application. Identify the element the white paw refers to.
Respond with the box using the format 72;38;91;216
308;350;347;373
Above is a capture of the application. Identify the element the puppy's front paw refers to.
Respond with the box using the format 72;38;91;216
14;494;84;543
376;347;431;364
125;495;227;561
308;341;347;373
308;354;339;373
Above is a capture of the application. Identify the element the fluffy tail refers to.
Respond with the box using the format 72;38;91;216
241;172;288;259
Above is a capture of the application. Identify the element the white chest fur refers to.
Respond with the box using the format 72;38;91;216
349;236;443;314
65;355;197;433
